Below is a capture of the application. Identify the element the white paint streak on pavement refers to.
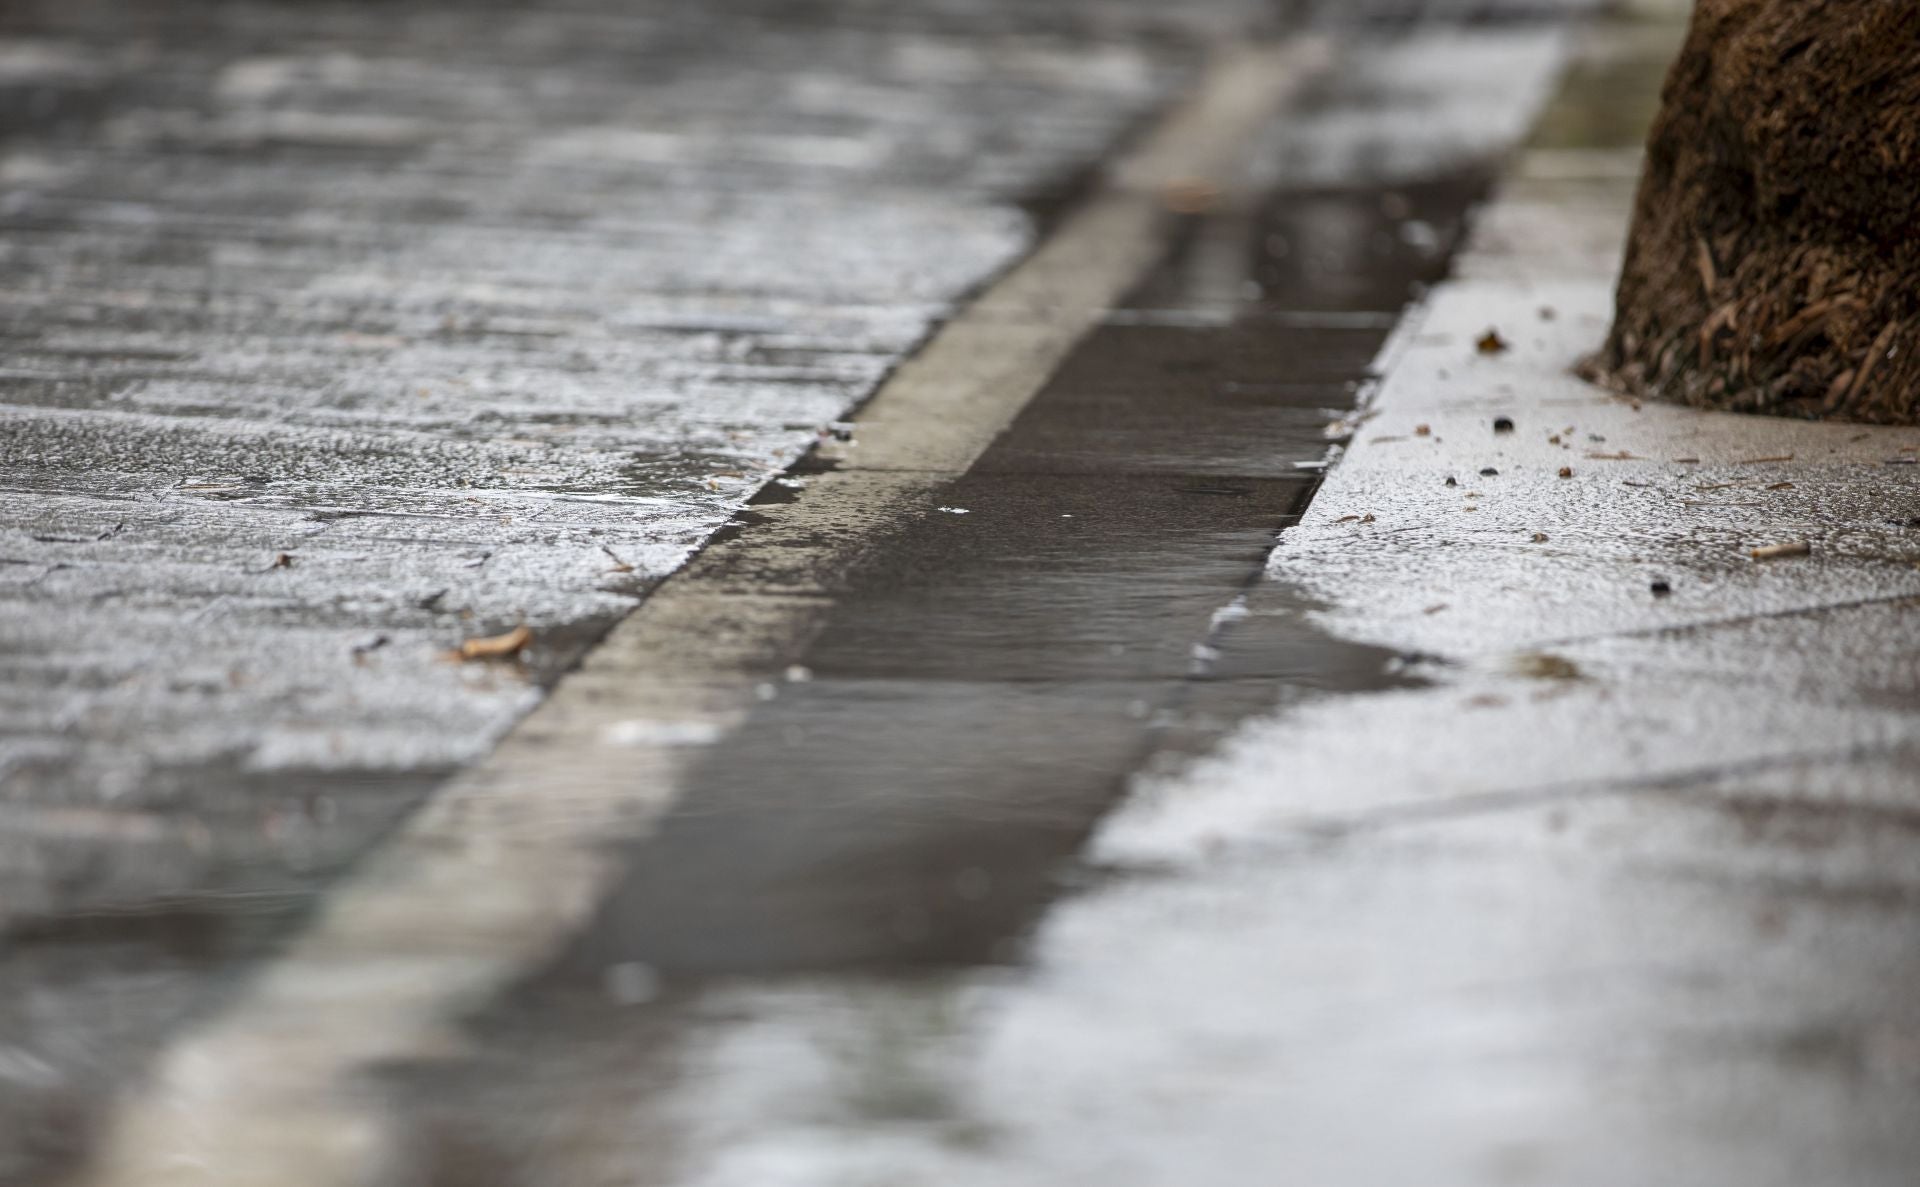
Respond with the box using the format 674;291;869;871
70;40;1331;1187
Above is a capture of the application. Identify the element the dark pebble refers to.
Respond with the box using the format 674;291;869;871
1479;467;1499;477
1493;417;1515;433
1444;477;1457;487
1650;579;1672;597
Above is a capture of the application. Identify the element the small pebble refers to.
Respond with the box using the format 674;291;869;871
1557;466;1573;479
1650;579;1672;597
1444;476;1457;487
1493;417;1515;433
1479;467;1499;477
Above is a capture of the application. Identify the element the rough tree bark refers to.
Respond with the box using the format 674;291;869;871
1597;0;1920;425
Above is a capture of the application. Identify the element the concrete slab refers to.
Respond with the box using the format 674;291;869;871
0;0;1249;923
492;13;1920;1186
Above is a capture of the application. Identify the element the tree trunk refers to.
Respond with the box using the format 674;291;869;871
1598;0;1920;425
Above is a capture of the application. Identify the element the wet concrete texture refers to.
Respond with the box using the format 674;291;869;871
0;0;1271;1178
553;39;1530;983
13;3;1829;1186
0;0;1256;926
301;24;1614;1187
571;15;1918;1187
382;14;1919;1187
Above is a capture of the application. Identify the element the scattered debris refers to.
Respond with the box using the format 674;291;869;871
1557;466;1574;479
1737;454;1795;465
1539;306;1557;321
1509;652;1581;680
456;624;532;662
1750;540;1812;561
1766;482;1796;491
1414;424;1432;437
784;664;812;683
1650;579;1672;597
1530;532;1550;543
1444;476;1458;487
1493;416;1515;433
936;506;971;515
1423;603;1449;615
1587;450;1640;461
1674;456;1701;464
271;552;295;569
1477;329;1511;355
351;635;390;665
417;589;449;611
601;546;635;574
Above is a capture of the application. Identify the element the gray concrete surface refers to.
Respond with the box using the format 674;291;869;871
0;0;1273;922
578;12;1920;1186
83;19;1616;1187
63;41;1352;1187
15;2;1909;1186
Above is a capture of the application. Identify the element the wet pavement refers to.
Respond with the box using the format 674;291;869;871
14;1;1913;1185
0;0;1240;923
304;22;1579;1187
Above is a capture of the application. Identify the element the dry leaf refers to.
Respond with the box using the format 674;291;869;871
457;625;532;661
1476;329;1510;355
1750;540;1812;562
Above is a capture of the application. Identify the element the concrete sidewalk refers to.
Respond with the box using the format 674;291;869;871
7;2;1916;1184
1025;9;1920;1182
612;8;1920;1184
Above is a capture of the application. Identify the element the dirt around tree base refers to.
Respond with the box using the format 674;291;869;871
1597;0;1920;426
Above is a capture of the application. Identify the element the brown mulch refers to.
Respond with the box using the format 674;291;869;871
1594;0;1920;426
